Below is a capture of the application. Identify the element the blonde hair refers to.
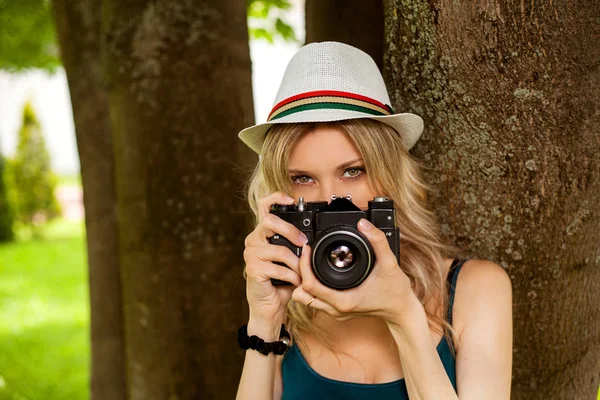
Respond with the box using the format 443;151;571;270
243;118;462;357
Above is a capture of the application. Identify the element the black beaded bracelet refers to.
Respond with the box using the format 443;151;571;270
237;323;291;355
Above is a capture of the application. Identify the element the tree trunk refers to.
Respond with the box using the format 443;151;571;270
383;1;600;399
52;1;127;399
305;0;384;70
101;0;255;398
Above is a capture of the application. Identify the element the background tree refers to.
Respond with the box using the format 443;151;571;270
53;0;257;397
52;0;127;398
380;1;599;399
11;101;61;237
0;150;15;242
100;1;255;398
305;0;383;69
52;1;294;398
5;0;294;397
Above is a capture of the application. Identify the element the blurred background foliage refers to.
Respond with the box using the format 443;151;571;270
9;101;61;238
0;0;61;73
0;153;14;242
248;0;298;43
0;101;61;244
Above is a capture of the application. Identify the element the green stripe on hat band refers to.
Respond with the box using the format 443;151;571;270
268;102;388;121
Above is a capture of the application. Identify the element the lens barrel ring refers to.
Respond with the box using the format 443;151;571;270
311;225;375;290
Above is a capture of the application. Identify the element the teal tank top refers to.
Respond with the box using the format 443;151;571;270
281;259;466;399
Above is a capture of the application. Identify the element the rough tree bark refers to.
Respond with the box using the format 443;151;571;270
52;1;127;399
305;0;384;70
383;1;600;399
101;0;255;398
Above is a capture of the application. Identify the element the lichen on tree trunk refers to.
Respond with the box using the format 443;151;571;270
383;0;600;399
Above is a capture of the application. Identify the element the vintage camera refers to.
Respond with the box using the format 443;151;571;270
268;195;400;290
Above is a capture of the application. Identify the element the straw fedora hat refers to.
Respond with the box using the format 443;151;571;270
237;41;424;154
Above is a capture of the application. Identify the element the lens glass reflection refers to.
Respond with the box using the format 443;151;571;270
328;244;355;269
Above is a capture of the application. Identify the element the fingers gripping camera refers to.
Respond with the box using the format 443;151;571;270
268;195;401;290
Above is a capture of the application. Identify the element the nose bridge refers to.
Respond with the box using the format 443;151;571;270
317;180;347;203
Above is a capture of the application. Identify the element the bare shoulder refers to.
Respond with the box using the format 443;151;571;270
452;259;513;340
456;259;512;297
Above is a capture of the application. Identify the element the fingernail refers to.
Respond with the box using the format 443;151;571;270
298;232;308;245
285;195;295;203
359;218;372;230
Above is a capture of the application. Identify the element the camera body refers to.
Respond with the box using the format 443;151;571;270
268;195;400;290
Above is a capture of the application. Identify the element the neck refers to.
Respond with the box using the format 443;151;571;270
306;311;396;352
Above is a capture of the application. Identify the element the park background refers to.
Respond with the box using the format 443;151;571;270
0;1;305;398
0;1;598;399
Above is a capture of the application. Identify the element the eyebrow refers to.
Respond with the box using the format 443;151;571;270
288;157;364;175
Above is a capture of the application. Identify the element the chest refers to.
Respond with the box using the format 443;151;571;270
299;328;445;384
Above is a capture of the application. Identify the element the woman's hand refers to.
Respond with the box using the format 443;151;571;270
243;191;308;324
291;218;419;327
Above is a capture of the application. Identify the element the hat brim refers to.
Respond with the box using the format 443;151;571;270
238;109;424;154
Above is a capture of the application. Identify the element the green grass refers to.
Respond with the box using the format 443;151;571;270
0;218;89;400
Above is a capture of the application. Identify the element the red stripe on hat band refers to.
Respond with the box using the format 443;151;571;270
268;90;390;120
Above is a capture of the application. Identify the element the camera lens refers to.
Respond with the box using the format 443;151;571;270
312;226;374;290
327;243;355;270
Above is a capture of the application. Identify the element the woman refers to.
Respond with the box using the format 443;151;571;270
236;42;512;399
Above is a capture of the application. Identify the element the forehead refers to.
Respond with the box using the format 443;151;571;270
288;125;361;168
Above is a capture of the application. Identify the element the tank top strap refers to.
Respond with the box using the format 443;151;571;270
446;259;467;326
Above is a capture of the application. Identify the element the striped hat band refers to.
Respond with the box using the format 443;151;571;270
267;90;395;122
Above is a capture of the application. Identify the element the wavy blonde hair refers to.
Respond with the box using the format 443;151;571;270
243;118;462;357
